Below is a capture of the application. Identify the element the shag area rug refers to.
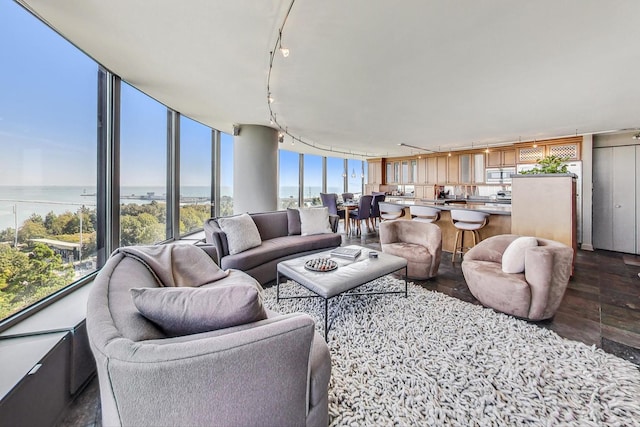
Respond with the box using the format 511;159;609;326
263;276;640;426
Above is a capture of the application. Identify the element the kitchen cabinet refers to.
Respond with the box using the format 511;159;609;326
417;158;427;184
473;153;485;183
447;154;459;184
460;154;471;183
427;157;438;183
487;149;516;167
517;138;581;164
436;156;447;183
385;162;394;183
367;159;382;184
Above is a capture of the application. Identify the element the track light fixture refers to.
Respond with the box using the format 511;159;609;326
279;31;290;57
278;132;284;143
268;93;274;103
633;133;640;140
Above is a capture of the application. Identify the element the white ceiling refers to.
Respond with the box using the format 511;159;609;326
21;0;640;158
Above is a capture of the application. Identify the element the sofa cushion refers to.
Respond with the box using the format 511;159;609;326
220;234;342;272
131;285;267;336
502;236;538;273
299;207;332;235
217;213;262;255
287;208;301;236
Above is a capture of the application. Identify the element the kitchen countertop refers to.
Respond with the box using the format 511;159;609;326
385;199;512;215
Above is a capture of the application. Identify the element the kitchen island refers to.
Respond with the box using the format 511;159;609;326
383;200;511;253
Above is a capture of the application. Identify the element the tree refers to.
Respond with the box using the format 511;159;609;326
17;219;47;243
0;243;72;319
121;213;165;246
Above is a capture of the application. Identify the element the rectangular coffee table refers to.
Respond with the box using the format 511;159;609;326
276;245;408;340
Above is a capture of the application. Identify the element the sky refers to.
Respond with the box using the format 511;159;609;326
0;0;363;192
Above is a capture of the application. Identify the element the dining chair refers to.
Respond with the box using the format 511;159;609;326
348;195;373;235
370;193;386;227
341;192;354;203
320;192;345;220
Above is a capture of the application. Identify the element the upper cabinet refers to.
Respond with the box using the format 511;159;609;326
447;154;459;184
460;153;485;183
517;137;581;164
486;149;516;168
367;159;383;184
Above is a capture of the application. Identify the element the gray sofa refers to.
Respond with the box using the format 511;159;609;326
204;210;342;285
86;244;331;427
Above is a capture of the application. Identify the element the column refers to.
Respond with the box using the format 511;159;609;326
233;125;278;213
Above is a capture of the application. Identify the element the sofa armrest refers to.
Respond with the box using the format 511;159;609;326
525;245;573;319
100;314;324;427
195;242;220;265
203;218;230;259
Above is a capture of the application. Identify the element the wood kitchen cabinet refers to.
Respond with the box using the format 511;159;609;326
427;157;438;183
436;156;447;183
447;154;459;184
487;149;516;167
367;159;382;184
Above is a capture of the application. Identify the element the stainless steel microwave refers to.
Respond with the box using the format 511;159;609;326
486;167;515;183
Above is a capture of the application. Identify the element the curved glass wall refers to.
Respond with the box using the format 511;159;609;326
303;154;322;207
0;1;98;320
179;116;212;234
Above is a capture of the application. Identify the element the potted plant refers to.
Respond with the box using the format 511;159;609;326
519;155;570;174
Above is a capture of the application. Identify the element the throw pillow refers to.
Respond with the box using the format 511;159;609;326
131;285;267;336
287;208;301;235
298;207;333;235
216;213;262;255
502;236;538;274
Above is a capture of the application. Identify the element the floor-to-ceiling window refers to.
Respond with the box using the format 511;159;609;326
119;83;168;245
279;150;300;209
347;159;364;197
0;0;98;321
219;132;234;216
326;156;345;195
179;116;212;234
303;154;322;206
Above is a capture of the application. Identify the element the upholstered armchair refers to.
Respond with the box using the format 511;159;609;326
379;220;442;279
461;234;574;320
87;244;331;427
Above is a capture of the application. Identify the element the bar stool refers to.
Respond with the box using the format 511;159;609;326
450;209;488;263
410;205;441;223
378;202;406;221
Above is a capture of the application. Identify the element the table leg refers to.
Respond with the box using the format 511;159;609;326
344;206;350;236
324;298;329;341
404;266;408;297
276;271;280;302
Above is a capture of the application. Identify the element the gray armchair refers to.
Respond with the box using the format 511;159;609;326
87;244;331;427
461;234;573;320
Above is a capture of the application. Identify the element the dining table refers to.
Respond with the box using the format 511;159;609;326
339;202;360;236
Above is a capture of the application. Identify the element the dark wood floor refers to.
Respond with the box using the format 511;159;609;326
57;230;640;426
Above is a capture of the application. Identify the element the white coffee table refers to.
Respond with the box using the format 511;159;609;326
276;245;408;340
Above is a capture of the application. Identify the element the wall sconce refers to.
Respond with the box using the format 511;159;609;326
232;124;240;136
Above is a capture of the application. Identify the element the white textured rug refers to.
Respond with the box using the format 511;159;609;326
264;277;640;426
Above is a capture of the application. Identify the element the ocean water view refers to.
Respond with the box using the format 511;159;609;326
0;186;222;231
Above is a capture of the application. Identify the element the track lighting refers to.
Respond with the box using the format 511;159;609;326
279;30;290;57
278;132;284;143
633;133;640;140
268;93;274;103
